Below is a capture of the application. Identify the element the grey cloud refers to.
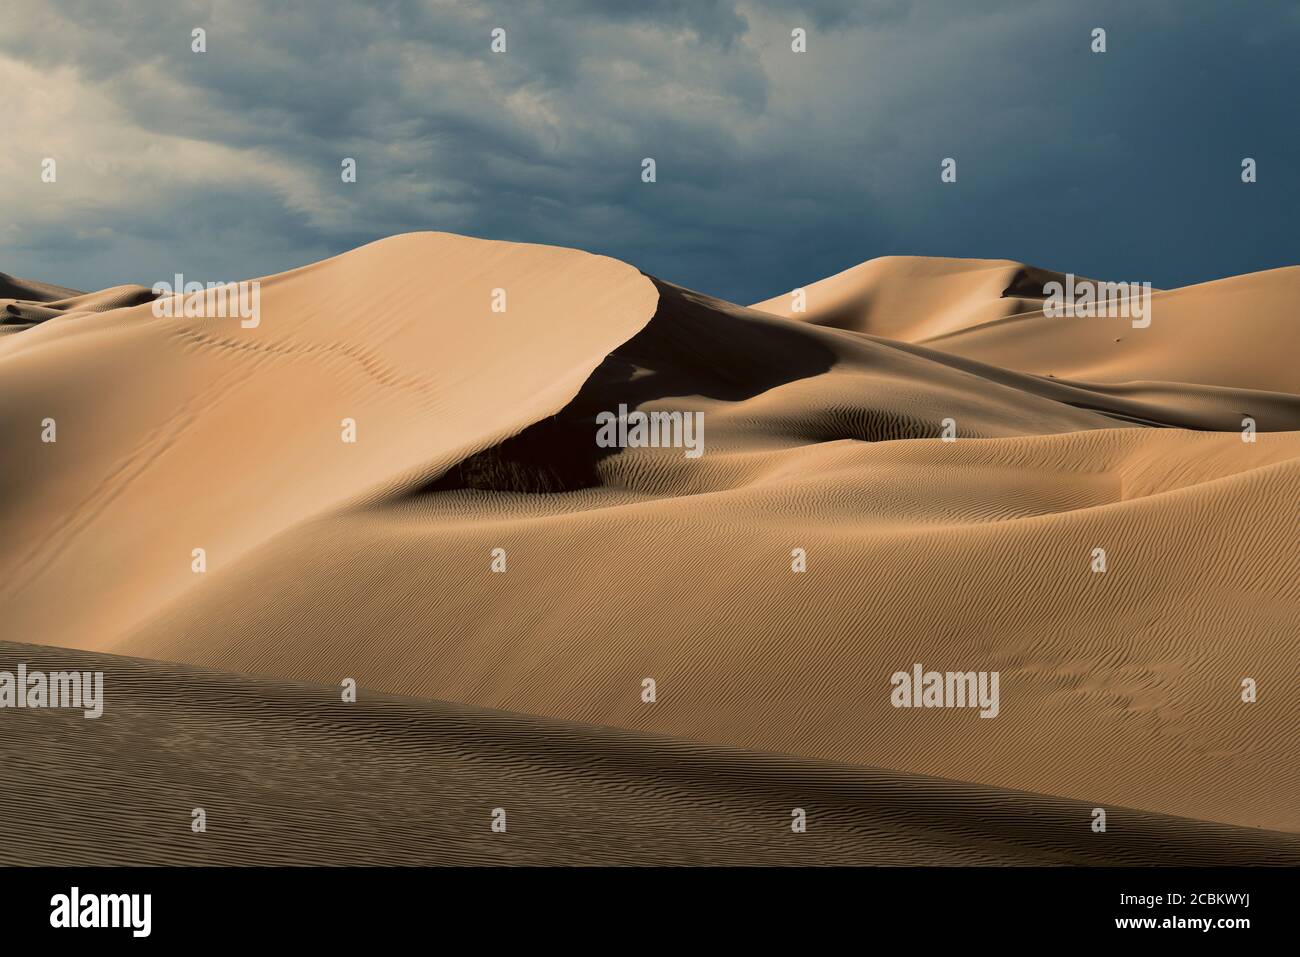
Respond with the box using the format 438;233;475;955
1;0;1297;303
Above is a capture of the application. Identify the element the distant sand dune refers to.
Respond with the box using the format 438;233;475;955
752;256;1300;398
0;271;84;304
749;256;1088;342
1;271;87;336
2;233;1297;862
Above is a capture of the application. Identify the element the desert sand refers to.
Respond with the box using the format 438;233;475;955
1;232;1297;863
3;640;1296;866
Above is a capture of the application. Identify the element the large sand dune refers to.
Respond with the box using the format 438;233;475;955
4;641;1297;866
2;233;1296;862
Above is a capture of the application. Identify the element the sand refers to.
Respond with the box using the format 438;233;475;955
1;232;1296;863
4;640;1296;866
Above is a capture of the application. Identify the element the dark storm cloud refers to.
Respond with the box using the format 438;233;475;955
1;0;1297;302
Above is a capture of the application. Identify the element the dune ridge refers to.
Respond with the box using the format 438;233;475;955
0;232;658;646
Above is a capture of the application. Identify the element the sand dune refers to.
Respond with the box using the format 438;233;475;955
4;642;1296;866
0;233;657;647
918;267;1300;396
749;256;1085;342
2;232;1297;862
751;257;1300;432
111;426;1300;832
0;271;84;304
1;272;87;337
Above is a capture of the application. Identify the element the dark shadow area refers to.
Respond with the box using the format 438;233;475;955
998;264;1076;301
416;277;839;495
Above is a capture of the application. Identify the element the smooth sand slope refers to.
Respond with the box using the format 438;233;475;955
2;235;1297;862
0;233;657;647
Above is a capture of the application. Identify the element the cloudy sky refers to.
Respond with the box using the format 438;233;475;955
3;0;1297;303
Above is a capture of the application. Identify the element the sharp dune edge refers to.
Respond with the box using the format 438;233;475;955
2;231;1297;864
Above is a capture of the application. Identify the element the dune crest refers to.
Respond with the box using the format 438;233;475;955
749;256;1089;342
0;232;658;646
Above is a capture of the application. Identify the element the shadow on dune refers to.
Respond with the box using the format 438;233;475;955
416;277;838;494
408;264;1300;498
4;639;1297;865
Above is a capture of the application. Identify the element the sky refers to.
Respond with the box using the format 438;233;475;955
2;0;1298;304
